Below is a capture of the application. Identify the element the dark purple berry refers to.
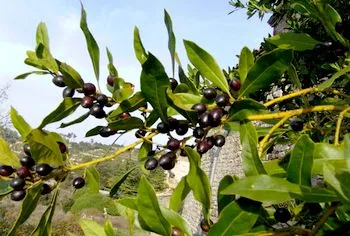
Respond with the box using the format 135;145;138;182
176;122;189;136
90;104;106;118
100;126;113;138
35;164;53;176
107;75;115;87
72;177;85;189
210;108;224;127
229;79;241;91
52;75;65;87
157;122;169;134
180;149;187;157
11;190;26;201
144;157;158;170
215;94;229;107
274;208;292;223
135;129;147;138
81;96;94;108
0;165;14;177
17;166;31;178
120;112;130;119
290;119;304;132
202;88;217;100
191;103;207;115
23;144;31;156
57;142;67;153
169;78;178;91
206;136;214;149
197;140;210;154
62;87;75;98
41;183;52;195
96;94;108;106
199;111;213;128
159;153;176;170
214;135;225;147
167;138;181;151
193;127;205;139
83;83;96;96
168;117;179;131
20;155;35;169
200;220;211;232
10;177;26;190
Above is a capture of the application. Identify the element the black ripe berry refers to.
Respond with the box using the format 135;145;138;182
144;157;158;170
168;117;179;131
81;96;94;108
176;122;189;136
96;94;108;106
159;152;176;170
35;164;53;176
52;75;66;87
17;166;31;178
62;87;75;98
11;190;26;201
72;177;85;189
0;165;14;177
290;119;304;132
229;79;241;91
83;83;96;96
169;78;178;91
99;126;113;138
200;220;211;232
57;142;67;153
20;155;35;169
10;177;26;190
206;136;214;150
157;122;169;134
215;94;229;107
171;227;181;236
199;111;213;128
135;129;147;138
192;103;207;115
193;127;205;139
23;144;31;156
274;208;292;223
202;88;217;100
41;183;52;195
210;108;224;127
214;135;226;147
107;75;115;87
197;140;210;154
167;138;181;151
90;104;106;119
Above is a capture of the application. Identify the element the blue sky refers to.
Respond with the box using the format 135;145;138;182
0;0;272;144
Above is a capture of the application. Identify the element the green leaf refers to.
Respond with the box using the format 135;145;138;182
239;49;293;98
160;206;192;236
79;219;106;236
0;181;12;198
238;47;254;84
0;138;20;167
185;147;211;221
178;66;199;94
31;187;59;236
24;51;47;70
287;64;302;89
7;183;43;236
323;164;350;203
85;126;104;137
14;71;49;80
184;40;231;97
59;63;84;89
146;110;159;126
10;107;32;139
106;47;118;77
263;160;287;177
267;32;321;51
25;129;63;166
133;26;147;64
60;112;90;128
39;98;81;129
36;22;50;48
164;9;176;77
104;220;115;236
141;53;169;123
292;185;338;202
71;192;117;214
138;141;152;162
112;78;134;102
344;134;350;169
169;176;191;212
108;117;144;131
35;44;59;73
173;83;189;93
110;167;136;197
239;121;267;176
217;175;235;214
107;92;146;120
86;166;100;193
208;198;260;236
116;197;138;211
313;143;344;175
228;99;266;121
166;88;203;111
137;176;171;235
80;3;100;81
287;135;314;186
318;65;350;91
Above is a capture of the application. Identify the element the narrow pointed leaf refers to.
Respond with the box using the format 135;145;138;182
238;47;254;84
169;176;191;212
164;9;176;76
108;117;144;131
137;176;171;235
318;65;350;91
287;64;302;89
86;166;100;193
287;135;314;186
14;71;49;80
166;88;203;111
59;63;84;88
239;121;267;176
79;219;106;236
110;167;136;197
217;175;235;214
85;126;104;137
239;49;293;97
0;138;20;167
266;32;321;51
107;92;146;120
134;27;147;64
104;220;115;236
141;53;169;123
323;164;350;203
80;3;100;81
60;112;90;128
106;47;118;77
10;107;32;139
178;66;198;94
138;141;152;161
160;206;192;236
36;22;50;48
184;40;231;96
39;98;81;129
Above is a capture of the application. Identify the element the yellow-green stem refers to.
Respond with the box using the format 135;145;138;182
67;133;157;171
264;88;318;107
334;107;350;145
